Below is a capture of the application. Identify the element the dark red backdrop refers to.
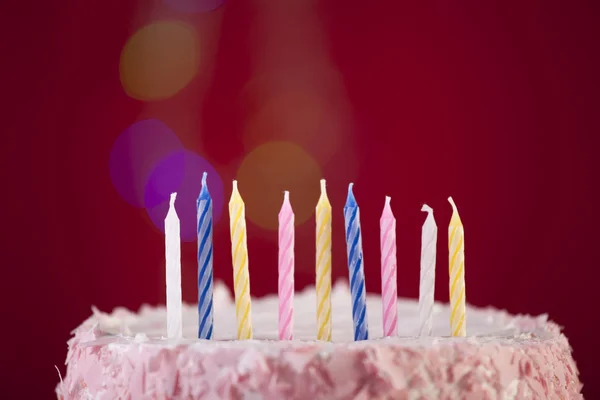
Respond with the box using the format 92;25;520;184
3;1;599;398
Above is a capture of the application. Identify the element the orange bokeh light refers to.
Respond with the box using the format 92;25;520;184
236;141;322;231
120;21;201;101
242;80;347;165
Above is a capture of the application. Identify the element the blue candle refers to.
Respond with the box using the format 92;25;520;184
197;172;214;339
344;183;369;341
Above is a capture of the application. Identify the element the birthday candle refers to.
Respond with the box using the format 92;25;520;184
448;197;466;337
229;181;253;339
196;172;214;340
278;191;295;340
344;183;369;341
380;196;398;337
165;193;182;339
315;179;332;341
418;204;437;336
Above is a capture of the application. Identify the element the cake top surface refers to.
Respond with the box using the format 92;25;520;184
59;282;582;400
81;281;553;349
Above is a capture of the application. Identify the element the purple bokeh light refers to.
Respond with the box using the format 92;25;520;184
144;149;224;242
109;119;183;208
164;0;225;13
144;150;186;209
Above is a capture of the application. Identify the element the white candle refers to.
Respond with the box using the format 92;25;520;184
418;204;437;336
165;192;183;339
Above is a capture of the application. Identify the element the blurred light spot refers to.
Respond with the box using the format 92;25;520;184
143;151;185;209
236;141;322;230
120;21;200;101
109;119;183;208
164;0;225;13
243;85;343;165
145;149;224;241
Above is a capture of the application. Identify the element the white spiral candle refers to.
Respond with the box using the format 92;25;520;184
418;204;437;336
165;193;182;339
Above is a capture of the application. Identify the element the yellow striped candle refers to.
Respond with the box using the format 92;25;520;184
448;197;466;337
229;180;253;340
315;179;332;341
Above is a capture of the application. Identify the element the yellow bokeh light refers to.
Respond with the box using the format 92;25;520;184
236;142;322;231
120;21;201;101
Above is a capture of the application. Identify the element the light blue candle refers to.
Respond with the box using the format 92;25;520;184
197;172;214;339
344;183;369;341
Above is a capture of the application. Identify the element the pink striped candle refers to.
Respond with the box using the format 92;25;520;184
380;196;398;337
278;191;295;340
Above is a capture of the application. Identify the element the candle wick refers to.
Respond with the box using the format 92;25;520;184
385;196;391;206
320;179;326;193
202;171;208;187
169;193;177;207
345;183;358;208
421;204;433;214
447;196;457;211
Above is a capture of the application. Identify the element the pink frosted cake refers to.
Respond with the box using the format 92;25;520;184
56;282;582;399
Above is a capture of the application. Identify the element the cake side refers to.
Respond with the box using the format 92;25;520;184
56;282;582;399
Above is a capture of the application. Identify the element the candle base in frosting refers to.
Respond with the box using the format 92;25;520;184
57;281;582;399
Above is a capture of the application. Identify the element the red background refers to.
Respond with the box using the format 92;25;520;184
3;1;599;398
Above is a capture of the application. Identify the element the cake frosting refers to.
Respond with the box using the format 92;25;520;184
56;282;582;399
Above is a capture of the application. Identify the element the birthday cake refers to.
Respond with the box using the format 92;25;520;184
56;281;582;399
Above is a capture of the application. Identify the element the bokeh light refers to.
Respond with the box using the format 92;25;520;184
145;149;224;241
236;141;322;230
143;151;185;209
109;119;184;208
164;0;225;13
120;21;201;101
243;86;343;165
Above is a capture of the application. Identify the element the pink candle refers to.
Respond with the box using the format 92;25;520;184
380;196;398;336
278;191;295;340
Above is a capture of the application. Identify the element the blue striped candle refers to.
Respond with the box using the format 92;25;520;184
197;172;214;339
343;183;369;341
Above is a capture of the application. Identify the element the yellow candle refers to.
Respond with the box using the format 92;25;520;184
229;180;253;339
448;197;466;337
316;179;332;341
